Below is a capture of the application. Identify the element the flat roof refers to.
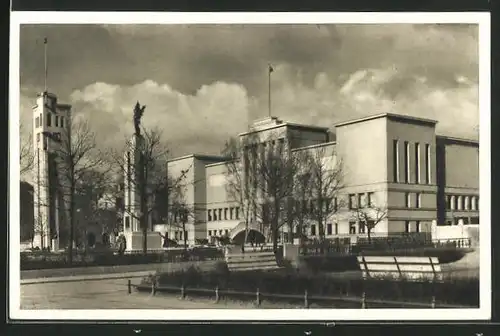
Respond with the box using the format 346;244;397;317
167;154;227;164
238;121;329;137
436;135;479;147
335;113;438;128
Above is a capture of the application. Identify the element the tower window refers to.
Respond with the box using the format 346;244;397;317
47;113;52;127
61;116;65;128
55;115;59;127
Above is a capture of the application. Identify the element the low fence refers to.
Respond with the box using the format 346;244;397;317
132;280;473;309
357;256;443;282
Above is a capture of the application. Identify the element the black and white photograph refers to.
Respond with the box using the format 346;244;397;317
9;12;491;321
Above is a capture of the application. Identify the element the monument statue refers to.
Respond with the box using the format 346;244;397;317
133;101;146;136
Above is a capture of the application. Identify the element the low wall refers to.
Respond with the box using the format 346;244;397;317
433;224;479;247
20;260;219;280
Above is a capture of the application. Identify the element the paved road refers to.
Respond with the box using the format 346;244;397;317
20;278;251;309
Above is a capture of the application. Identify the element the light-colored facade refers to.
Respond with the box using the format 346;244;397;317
163;113;479;244
32;92;72;250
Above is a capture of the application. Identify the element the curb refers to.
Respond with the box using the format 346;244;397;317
20;271;153;285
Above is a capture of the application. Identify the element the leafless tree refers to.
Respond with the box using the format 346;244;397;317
222;136;255;251
307;146;344;247
351;197;388;244
252;135;301;255
30;117;105;260
20;123;34;177
105;126;190;254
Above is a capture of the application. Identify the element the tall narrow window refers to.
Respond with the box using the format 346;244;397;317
393;140;400;182
425;144;431;184
230;207;234;219
213;210;217;221
236;207;240;219
359;222;366;234
61;116;65;128
471;196;477;211
349;222;356;234
208;210;212;222
404;221;410;233
47;113;52;127
327;223;332;235
415;221;421;233
224;208;228;220
450;195;456;210
415;143;421;184
457;196;463;210
464;196;470;210
311;225;316;236
55;115;59;127
334;223;339;235
367;192;374;207
416;193;421;208
349;194;356;209
404;141;410;183
218;209;222;221
35;116;40;128
405;192;411;208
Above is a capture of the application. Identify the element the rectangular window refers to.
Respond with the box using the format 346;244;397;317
327;223;332;235
235;207;240;219
219;230;223;236
311;225;316;236
208;210;212;222
225;229;229;236
47;113;52;127
349;222;356;234
35;116;39;128
464;196;470;210
471;196;476;211
476;197;480;211
457;196;463;210
179;231;183;240
415;143;421;184
416;193;421;208
415;221;421;233
174;231;179;240
334;223;338;235
404;141;410;183
208;230;212;236
218;209;222;221
55;115;59;127
213;210;217;221
125;217;130;229
404;221;410;233
349;194;356;209
446;195;451;210
367;192;374;207
425;144;431;184
224;208;228;220
230;207;234;220
450;195;456;210
393;139;400;182
61;116;65;128
184;231;188;240
405;192;411;208
359;222;366;234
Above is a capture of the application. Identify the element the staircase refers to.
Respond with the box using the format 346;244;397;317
225;250;280;272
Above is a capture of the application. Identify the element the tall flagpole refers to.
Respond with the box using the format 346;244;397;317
44;37;48;93
268;64;273;118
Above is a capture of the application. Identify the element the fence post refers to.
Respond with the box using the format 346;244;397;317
151;280;156;296
256;288;261;307
361;292;366;309
181;284;186;299
215;286;220;303
304;289;309;309
128;279;132;294
431;296;436;309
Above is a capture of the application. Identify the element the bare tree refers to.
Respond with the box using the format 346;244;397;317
20;123;34;177
307;146;344;247
351;198;388;244
252;135;300;255
105;126;190;254
222;137;255;251
286;160;313;244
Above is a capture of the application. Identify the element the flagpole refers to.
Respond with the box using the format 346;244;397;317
268;64;272;118
44;37;48;93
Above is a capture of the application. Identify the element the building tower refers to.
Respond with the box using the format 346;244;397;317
32;92;72;250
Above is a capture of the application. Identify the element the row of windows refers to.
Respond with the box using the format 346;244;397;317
348;192;375;210
393;140;431;184
208;207;240;222
446;195;479;211
405;192;422;208
446;216;479;225
35;113;65;129
163;231;188;241
208;229;230;237
404;220;422;233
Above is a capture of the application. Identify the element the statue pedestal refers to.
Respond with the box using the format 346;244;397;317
123;231;163;252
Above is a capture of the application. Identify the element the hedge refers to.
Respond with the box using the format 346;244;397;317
143;265;479;307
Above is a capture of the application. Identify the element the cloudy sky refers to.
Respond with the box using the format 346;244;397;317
19;24;479;157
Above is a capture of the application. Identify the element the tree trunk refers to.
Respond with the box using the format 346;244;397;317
367;228;372;244
183;221;188;251
68;186;75;265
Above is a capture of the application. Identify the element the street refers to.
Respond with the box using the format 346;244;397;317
20;278;251;309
